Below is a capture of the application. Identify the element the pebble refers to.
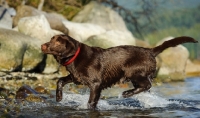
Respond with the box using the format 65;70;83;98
34;86;46;94
15;85;39;99
25;94;45;102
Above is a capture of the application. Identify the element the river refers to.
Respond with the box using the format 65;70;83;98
1;77;200;118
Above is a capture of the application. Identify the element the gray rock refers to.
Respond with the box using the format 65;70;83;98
18;15;62;43
62;20;106;42
14;5;68;34
17;15;61;73
156;37;189;81
84;30;136;48
42;55;60;74
0;28;44;72
72;1;128;32
72;1;136;48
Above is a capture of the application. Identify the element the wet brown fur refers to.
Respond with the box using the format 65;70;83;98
41;35;198;109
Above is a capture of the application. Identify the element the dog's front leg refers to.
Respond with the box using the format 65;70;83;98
87;83;101;110
56;75;73;102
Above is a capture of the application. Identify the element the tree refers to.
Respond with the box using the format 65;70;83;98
99;0;161;39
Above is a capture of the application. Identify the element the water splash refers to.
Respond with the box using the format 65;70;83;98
59;91;175;110
59;93;89;109
132;91;173;108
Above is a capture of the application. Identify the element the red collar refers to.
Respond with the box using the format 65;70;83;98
63;47;80;66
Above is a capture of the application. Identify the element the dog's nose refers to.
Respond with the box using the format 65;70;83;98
41;44;47;51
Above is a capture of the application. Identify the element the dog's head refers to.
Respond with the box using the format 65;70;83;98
41;34;80;64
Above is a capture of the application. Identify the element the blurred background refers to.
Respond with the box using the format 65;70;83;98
4;0;200;59
117;0;200;59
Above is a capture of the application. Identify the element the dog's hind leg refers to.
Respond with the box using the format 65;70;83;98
122;76;152;98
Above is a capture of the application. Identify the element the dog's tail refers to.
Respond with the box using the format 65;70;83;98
152;36;198;57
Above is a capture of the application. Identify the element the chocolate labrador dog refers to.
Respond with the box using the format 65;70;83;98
41;34;197;109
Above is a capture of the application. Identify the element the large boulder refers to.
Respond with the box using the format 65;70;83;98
0;28;44;72
84;30;135;48
72;1;136;47
17;15;62;43
62;20;106;42
156;37;189;82
72;1;128;32
185;60;200;77
13;5;68;34
17;15;61;73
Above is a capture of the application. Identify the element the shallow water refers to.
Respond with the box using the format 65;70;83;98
1;77;200;118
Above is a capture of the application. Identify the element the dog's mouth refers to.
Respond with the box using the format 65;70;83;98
41;44;61;56
41;44;49;53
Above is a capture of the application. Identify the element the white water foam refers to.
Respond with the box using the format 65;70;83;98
131;92;173;108
59;93;118;110
60;91;175;110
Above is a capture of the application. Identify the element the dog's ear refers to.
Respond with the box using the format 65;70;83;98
59;35;80;57
62;35;79;49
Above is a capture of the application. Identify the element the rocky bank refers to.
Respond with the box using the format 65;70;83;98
0;1;199;82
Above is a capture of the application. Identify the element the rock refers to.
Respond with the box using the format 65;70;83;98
71;1;136;47
72;1;128;32
185;60;200;77
18;15;62;43
0;28;44;72
156;37;189;82
17;15;62;73
15;85;46;102
84;30;135;48
15;85;38;99
13;5;68;34
42;55;59;74
62;20;106;42
25;94;45;102
0;6;12;29
34;86;46;94
45;12;69;34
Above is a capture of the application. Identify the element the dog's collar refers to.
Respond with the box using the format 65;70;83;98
63;47;80;66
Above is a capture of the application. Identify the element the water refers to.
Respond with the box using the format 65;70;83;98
1;77;200;118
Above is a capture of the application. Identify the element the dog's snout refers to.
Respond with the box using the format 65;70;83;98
41;44;47;51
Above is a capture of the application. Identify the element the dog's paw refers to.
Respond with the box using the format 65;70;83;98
122;90;134;98
56;96;62;102
87;102;97;110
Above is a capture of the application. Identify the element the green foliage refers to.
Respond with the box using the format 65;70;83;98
152;7;200;31
6;0;91;20
57;5;80;20
140;5;200;59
